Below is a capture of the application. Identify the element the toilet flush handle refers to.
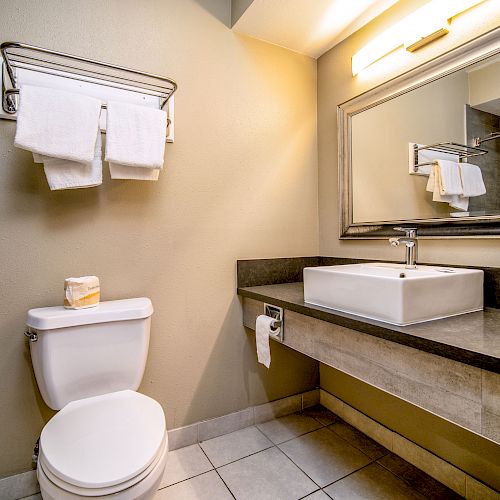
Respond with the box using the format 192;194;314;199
24;329;38;342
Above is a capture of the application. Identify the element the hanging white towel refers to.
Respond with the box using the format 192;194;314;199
108;164;160;181
105;101;167;180
33;135;103;190
435;160;463;196
14;85;101;162
459;163;486;197
426;164;468;211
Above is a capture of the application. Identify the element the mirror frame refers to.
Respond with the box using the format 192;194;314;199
339;27;500;239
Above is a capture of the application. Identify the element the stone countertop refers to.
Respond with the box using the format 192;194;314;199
237;282;500;373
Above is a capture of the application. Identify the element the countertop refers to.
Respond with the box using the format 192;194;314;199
238;282;500;373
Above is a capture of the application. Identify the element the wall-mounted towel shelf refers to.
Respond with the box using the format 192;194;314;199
472;132;500;147
410;142;487;175
1;41;177;141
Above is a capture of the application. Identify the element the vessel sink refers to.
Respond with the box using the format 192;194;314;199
303;263;483;326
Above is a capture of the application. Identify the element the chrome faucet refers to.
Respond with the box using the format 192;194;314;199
389;227;418;269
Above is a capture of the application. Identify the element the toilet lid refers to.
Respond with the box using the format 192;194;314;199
40;390;166;489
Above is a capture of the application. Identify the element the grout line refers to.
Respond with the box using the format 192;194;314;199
374;454;451;498
213;468;237;500
320;462;376;490
199;444;236;500
367;461;430;500
158;468;214;490
272;445;322;489
263;424;325;446
211;441;275;470
297;488;322;499
323;422;390;462
198;442;217;469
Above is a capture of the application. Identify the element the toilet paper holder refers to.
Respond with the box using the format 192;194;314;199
264;303;284;342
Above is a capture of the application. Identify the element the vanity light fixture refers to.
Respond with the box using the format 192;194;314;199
352;0;487;75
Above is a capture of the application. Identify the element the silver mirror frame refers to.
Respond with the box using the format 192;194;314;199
339;27;500;239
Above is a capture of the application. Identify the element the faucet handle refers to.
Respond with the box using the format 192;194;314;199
393;227;417;238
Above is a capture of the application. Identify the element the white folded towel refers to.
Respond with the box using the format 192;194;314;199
105;101;167;180
426;163;468;211
15;85;101;162
459;162;486;197
435;160;463;195
108;164;160;181
33;135;103;190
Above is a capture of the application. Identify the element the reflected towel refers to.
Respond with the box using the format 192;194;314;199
459;163;486;197
426;164;468;211
435;160;463;195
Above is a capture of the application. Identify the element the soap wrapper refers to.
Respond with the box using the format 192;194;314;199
64;276;100;309
255;315;280;368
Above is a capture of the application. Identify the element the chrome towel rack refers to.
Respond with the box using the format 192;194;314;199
1;41;177;115
412;142;487;173
472;132;500;147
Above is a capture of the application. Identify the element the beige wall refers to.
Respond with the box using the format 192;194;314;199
469;59;500;108
352;70;468;223
0;0;319;478
318;0;500;265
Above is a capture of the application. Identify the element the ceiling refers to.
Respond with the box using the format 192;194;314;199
231;0;400;59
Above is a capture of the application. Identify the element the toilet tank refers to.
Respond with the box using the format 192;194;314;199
26;298;154;410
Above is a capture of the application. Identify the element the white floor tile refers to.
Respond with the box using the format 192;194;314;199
159;444;213;488
200;426;273;467
156;471;232;500
217;447;317;500
257;413;322;444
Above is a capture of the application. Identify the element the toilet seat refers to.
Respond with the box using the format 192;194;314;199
40;390;166;493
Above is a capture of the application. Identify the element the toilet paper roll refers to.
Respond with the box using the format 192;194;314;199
64;276;100;309
256;315;280;368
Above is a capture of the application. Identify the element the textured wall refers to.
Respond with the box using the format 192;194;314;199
0;0;319;477
318;0;500;264
466;106;500;213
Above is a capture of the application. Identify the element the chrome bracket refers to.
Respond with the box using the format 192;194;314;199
24;329;38;342
264;303;284;342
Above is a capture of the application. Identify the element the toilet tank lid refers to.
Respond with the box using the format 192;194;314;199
26;297;153;330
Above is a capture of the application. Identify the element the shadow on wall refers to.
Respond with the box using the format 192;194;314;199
6;132;161;232
23;344;55;425
192;0;231;28
178;294;319;427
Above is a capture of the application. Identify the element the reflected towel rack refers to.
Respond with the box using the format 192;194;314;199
1;41;177;118
472;132;500;147
412;142;487;174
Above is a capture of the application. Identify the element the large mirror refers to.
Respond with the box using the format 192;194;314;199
339;29;500;238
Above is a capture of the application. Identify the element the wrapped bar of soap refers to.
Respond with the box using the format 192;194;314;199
64;276;100;309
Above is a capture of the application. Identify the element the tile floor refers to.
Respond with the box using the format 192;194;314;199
154;405;462;500
19;405;462;500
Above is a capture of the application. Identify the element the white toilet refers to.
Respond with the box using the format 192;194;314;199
26;297;167;500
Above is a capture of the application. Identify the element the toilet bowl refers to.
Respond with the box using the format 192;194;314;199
36;390;167;499
26;298;167;500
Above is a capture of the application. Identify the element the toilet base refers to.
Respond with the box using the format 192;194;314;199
37;436;168;499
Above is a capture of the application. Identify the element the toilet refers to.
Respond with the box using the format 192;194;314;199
26;297;167;500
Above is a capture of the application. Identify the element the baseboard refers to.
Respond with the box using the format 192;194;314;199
167;388;320;449
320;388;498;499
0;470;39;500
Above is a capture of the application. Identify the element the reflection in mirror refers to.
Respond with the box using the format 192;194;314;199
350;53;500;225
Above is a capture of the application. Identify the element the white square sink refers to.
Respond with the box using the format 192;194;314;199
303;263;483;326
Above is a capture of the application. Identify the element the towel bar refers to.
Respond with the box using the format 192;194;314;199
1;41;177;116
411;142;487;175
3;86;172;130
